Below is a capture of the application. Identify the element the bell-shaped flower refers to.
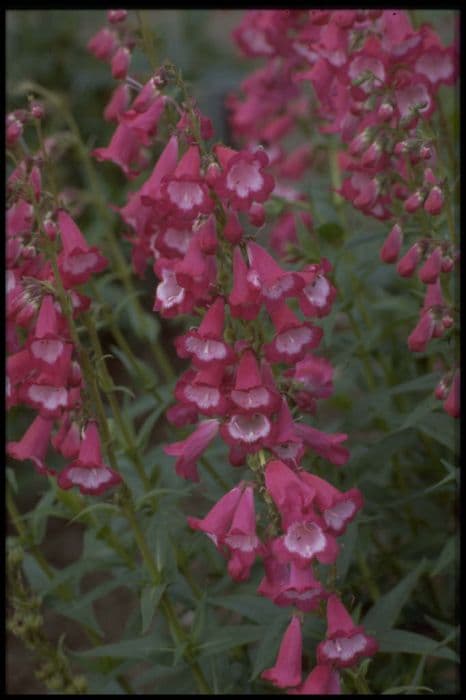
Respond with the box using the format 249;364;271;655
265;459;315;529
247;242;304;310
273;513;339;568
51;417;81;459
298;259;336;318
228;247;261;320
221;412;274;453
258;553;326;612
7;415;55;476
267;399;304;468
294;423;349;466
27;295;71;374
397;242;422;277
175;365;230;417
264;302;323;364
57;211;108;288
153;259;196;318
289;664;341;695
224;485;262;581
299;473;363;536
164;419;219;482
317;595;378;668
19;365;72;418
158;145;213;222
230;350;280;414
213;145;275;211
188;484;244;546
57;421;122;495
175;298;235;368
261;616;302;688
93;122;145;179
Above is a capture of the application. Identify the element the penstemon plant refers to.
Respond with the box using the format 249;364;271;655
6;8;459;695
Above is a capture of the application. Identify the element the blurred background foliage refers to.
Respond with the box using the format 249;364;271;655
6;9;459;695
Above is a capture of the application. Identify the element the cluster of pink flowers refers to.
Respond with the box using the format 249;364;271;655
228;9;459;418
89;13;377;690
6;103;121;495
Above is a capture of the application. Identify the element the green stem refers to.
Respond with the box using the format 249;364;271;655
121;487;211;694
137;11;159;71
81;313;152;489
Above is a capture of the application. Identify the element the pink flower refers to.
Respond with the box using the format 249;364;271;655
175;366;230;417
27;295;71;374
247;242;304;309
300;472;363;535
224;485;262;581
221;412;274;453
228;247;261;320
444;369;459;418
261;616;302;688
317;594;378;668
397;243;422;277
407;310;435;352
87;27;118;62
164;419;219;481
264;302;322;364
298;260;336;318
213;145;275;211
57;421;122;495
289;664;341;695
153;261;195;318
104;83;131;122
19;369;72;418
294;423;349;466
424;186;444;215
111;46;131;79
188;483;243;546
404;190;424;213
265;459;315;529
418;246;442;284
285;355;334;408
258;553;326;612
380;224;403;263
7;415;55;476
93;122;144;178
159;146;213;222
52;418;81;459
174;298;235;368
57;210;108;287
230;350;280;414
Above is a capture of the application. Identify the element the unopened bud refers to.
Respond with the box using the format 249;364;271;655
424;186;443;216
30;102;44;120
108;9;127;23
377;102;394;121
404;190;423;213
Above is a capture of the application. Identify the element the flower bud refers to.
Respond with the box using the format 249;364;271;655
424;186;444;215
441;255;454;273
397;243;421;277
111;46;131;80
418;246;442;284
107;9;127;23
377;102;394;121
404;190;423;213
380;223;403;263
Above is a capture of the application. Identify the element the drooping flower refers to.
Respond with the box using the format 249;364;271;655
164;419;219;481
57;421;122;495
316;594;378;668
261;616;303;688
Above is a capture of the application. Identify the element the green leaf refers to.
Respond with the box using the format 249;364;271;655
67;502;120;526
197;624;264;657
140;583;167;634
376;628;459;662
363;559;426;633
336;521;358;580
191;592;208;642
417;411;458;451
6;467;18;493
250;616;286;680
211;594;284;625
430;536;457;577
316;221;345;247
71;636;170;660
